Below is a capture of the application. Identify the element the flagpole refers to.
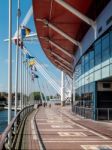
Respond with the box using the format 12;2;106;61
15;0;20;116
20;50;22;109
26;61;28;106
27;61;29;105
24;61;26;107
23;54;25;108
8;0;12;147
22;53;24;108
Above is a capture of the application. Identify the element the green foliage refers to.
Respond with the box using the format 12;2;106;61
29;92;45;101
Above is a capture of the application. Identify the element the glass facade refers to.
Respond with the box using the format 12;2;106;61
73;27;112;119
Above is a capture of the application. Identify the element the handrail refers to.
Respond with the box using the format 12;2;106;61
0;105;34;150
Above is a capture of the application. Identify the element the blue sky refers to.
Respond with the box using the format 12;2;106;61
0;0;61;95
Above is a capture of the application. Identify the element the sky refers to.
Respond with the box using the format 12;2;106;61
0;0;61;95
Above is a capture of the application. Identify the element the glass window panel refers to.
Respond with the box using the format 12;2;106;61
90;50;94;59
102;48;110;61
95;39;101;65
110;31;112;57
95;55;101;65
102;33;109;50
110;31;112;45
95;40;101;55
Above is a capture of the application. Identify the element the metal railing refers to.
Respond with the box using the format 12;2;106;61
96;108;112;120
72;106;93;119
0;105;34;150
72;106;112;120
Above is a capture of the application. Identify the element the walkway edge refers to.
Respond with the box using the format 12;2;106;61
33;108;46;150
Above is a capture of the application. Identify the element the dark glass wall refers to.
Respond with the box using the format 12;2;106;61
73;27;112;114
75;28;112;78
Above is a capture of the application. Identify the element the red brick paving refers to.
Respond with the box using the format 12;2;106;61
14;105;112;150
18;111;40;150
35;106;112;150
60;106;112;138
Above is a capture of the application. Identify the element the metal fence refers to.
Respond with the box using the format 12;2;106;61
72;106;112;121
0;105;34;150
72;106;93;119
96;108;112;120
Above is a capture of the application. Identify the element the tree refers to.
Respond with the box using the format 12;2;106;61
29;91;45;101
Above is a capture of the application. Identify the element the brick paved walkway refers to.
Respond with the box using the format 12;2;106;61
14;105;112;150
60;106;112;138
34;106;112;150
18;110;39;150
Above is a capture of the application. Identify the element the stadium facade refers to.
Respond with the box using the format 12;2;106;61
33;0;112;120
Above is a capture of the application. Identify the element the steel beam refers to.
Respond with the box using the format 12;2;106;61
48;38;73;58
55;59;72;72
54;0;95;27
55;59;73;70
40;36;73;59
37;19;81;47
51;51;71;66
58;65;72;74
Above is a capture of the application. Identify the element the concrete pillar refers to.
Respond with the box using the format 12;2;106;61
61;71;65;106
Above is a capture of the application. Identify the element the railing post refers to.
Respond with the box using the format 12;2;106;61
96;108;98;120
108;108;109;121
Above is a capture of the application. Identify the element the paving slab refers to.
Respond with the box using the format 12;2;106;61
35;106;112;150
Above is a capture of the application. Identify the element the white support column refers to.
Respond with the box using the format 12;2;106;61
37;19;81;47
61;71;65;106
73;74;76;105
93;25;97;40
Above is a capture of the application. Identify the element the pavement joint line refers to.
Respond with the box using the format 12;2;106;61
43;141;112;143
87;128;109;140
58;132;87;137
81;145;112;150
39;129;88;131
59;110;110;140
51;125;73;128
42;138;111;141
